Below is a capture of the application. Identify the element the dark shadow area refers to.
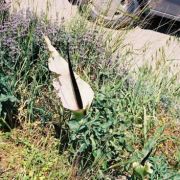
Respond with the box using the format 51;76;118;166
142;15;180;37
0;77;19;132
0;105;19;132
68;0;81;5
68;0;180;37
53;122;69;153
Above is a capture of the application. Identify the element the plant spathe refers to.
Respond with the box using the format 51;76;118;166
44;36;94;114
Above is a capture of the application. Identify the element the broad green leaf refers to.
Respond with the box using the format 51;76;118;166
68;120;80;131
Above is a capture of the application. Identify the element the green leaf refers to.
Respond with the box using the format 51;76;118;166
0;94;17;103
67;120;80;131
90;135;96;150
79;143;87;153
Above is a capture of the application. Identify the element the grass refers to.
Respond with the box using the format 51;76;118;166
0;122;71;179
0;0;180;179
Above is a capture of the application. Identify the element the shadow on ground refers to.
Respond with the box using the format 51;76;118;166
143;15;180;37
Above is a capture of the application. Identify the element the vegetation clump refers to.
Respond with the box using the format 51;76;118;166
0;1;179;179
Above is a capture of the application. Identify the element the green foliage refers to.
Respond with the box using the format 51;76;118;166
149;156;180;179
17;144;69;179
0;73;17;129
0;6;179;179
0;11;67;122
0;126;71;179
0;10;107;124
132;162;153;179
67;55;179;177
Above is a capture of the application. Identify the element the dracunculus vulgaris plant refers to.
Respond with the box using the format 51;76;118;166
44;36;94;118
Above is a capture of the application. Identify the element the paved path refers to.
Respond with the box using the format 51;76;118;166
11;0;77;23
11;0;180;77
123;27;180;74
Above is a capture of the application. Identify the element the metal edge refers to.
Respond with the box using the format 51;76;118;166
150;9;180;22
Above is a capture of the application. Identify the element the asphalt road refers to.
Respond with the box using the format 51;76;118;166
11;0;180;77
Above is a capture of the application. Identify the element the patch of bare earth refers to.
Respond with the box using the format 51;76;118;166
148;109;180;168
0;132;24;178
